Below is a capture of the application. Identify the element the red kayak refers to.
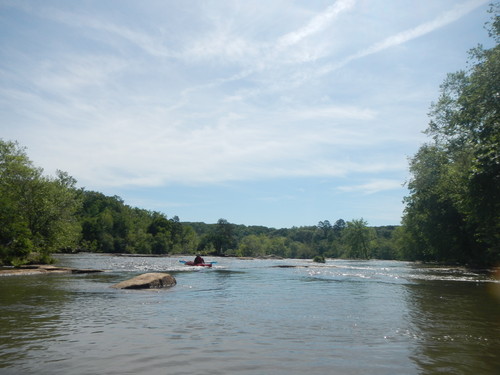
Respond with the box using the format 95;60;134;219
181;261;213;267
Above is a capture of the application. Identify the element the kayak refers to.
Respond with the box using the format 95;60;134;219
180;260;213;267
184;261;212;267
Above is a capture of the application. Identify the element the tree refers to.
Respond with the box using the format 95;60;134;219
0;140;81;265
317;220;332;239
174;225;198;254
402;5;500;265
237;234;267;257
212;218;235;255
332;219;346;238
34;170;81;253
0;140;37;264
402;145;474;263
341;219;375;259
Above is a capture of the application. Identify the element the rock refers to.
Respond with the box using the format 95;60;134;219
71;268;104;274
0;265;104;276
111;273;177;289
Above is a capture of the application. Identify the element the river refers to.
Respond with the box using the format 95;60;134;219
1;254;499;374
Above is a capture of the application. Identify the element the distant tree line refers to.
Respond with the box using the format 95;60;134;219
190;218;400;260
0;139;401;266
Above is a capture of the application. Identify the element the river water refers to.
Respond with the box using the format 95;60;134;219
1;254;499;374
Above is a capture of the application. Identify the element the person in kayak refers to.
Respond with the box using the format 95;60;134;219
193;255;205;265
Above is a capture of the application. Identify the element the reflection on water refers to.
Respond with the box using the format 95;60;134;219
1;255;499;374
406;279;500;374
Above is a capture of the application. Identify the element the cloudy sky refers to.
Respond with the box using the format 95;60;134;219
0;0;494;228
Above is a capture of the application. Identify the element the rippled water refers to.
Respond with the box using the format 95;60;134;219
1;254;499;374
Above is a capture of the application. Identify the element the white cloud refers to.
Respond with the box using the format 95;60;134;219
355;0;487;56
20;98;401;188
35;55;128;93
37;7;174;58
276;0;356;49
0;0;492;192
288;105;376;121
181;26;259;63
338;180;403;195
319;0;489;75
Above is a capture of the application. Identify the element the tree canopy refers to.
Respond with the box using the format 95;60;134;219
401;4;500;266
0;140;81;265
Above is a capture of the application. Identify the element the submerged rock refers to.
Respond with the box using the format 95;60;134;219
111;273;177;289
71;268;104;274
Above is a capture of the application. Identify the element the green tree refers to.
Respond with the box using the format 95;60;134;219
0;140;36;264
332;219;346;238
402;4;500;265
268;236;289;257
31;170;81;253
341;219;375;259
0;140;81;265
174;225;198;254
237;234;267;257
372;226;399;259
317;220;332;239
402;145;474;262
212;218;236;255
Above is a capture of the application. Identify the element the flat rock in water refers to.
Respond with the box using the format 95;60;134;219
111;273;177;289
0;265;104;276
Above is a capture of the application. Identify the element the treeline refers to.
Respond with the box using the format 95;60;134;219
0;144;402;266
77;191;198;255
188;219;400;260
71;191;403;260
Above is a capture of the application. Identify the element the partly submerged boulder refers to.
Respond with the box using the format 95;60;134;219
111;273;176;289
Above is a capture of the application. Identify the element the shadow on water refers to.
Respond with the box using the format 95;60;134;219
405;279;500;374
0;275;72;368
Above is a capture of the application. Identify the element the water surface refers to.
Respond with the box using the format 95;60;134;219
1;254;499;374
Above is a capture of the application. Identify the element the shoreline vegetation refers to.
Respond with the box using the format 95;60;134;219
1;5;498;269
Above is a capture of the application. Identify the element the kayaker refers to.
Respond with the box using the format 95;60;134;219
193;255;205;265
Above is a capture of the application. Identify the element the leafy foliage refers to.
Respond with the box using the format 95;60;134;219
341;219;376;259
401;5;500;266
0;140;81;265
78;191;196;255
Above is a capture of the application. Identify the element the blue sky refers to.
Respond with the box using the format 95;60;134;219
0;0;495;228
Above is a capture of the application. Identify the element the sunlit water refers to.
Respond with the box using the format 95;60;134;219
1;254;499;374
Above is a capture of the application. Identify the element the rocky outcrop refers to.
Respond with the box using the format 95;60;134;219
0;265;104;276
111;273;176;289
